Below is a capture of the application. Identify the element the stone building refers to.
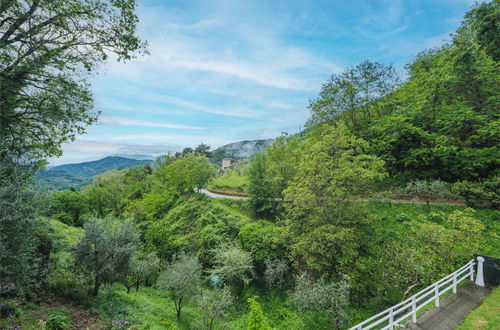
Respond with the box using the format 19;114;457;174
222;158;237;171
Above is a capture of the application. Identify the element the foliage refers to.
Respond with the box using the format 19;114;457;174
238;220;284;273
453;176;499;208
289;273;350;329
46;190;87;226
145;197;245;263
43;313;69;330
285;123;386;227
247;153;275;218
123;252;160;293
365;1;499;182
210;242;255;290
404;180;451;211
208;170;248;194
264;258;290;288
156;253;202;321
196;288;234;330
0;161;53;298
0;0;146;161
74;216;139;296
290;225;359;278
457;285;500;330
154;153;215;194
306;60;399;129
246;297;272;330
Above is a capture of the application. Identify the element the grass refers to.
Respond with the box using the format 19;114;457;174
457;286;500;330
214;198;254;220
208;171;248;195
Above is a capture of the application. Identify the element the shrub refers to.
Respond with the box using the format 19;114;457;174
289;273;350;328
453;176;499;208
44;313;69;330
247;297;271;330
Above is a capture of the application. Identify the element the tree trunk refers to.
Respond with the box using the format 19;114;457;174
92;278;101;296
176;297;183;320
135;280;140;292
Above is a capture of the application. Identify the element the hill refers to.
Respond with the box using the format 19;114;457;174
37;156;153;191
210;139;274;165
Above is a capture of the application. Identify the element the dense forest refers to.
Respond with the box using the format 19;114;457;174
0;0;499;329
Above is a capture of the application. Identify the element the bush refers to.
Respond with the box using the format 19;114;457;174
453;176;499;208
44;313;69;330
289;273;350;329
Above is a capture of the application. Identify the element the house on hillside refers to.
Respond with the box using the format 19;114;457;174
222;158;237;171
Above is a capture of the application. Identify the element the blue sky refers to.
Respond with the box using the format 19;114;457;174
49;0;479;165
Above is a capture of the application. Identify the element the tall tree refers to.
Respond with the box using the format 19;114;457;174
306;60;399;129
0;0;146;161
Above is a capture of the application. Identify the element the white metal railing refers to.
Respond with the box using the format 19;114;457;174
350;259;476;330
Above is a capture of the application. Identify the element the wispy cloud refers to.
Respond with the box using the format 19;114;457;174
51;0;478;165
100;116;205;130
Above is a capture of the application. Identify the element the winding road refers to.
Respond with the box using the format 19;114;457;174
199;189;248;199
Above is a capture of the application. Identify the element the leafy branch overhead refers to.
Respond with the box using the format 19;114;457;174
0;0;147;160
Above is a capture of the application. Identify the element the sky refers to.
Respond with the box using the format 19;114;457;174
49;0;480;165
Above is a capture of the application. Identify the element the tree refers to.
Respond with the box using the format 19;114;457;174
284;123;386;227
123;252;160;293
47;189;87;226
74;216;139;296
264;258;289;288
156;253;202;321
195;143;212;158
210;242;254;290
289;273;350;329
0;0;146;161
0;161;52;298
197;288;234;330
404;180;451;211
247;153;274;219
246;297;272;330
306;60;399;129
154;154;215;194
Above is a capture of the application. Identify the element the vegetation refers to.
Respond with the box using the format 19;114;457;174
208;170;249;195
1;1;499;329
156;253;202;321
458;286;500;330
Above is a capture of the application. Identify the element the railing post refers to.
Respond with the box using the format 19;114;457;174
434;283;440;307
469;260;474;281
475;256;485;287
412;296;417;323
389;308;394;330
453;272;457;294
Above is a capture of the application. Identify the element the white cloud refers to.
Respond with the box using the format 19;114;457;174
99;116;205;130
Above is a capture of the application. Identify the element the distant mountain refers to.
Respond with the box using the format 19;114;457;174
112;153;155;160
37;156;153;191
210;139;274;165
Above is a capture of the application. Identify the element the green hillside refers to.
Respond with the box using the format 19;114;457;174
37;156;153;191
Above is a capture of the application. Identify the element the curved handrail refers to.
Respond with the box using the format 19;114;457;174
350;259;475;330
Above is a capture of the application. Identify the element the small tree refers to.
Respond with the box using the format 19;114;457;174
210;242;254;290
123;252;160;293
74;217;139;296
264;258;289;288
289;273;350;328
405;180;450;211
197;288;234;330
156;253;202;321
247;297;272;330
